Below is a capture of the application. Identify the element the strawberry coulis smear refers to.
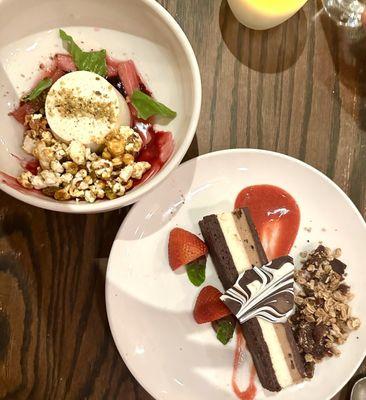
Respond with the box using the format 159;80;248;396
232;328;257;400
235;185;300;261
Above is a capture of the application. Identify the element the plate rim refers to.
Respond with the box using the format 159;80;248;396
106;148;366;400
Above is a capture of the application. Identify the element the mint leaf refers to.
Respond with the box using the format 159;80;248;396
186;256;206;287
59;29;107;77
23;78;52;102
131;90;177;120
216;320;235;345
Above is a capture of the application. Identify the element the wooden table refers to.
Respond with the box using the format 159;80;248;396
0;0;365;398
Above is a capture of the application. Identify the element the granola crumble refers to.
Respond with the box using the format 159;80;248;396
290;245;360;378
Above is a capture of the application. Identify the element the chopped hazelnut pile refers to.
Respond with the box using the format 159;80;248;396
290;245;360;378
17;113;151;202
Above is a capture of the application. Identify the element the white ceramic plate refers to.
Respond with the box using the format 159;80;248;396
106;149;366;400
0;0;201;213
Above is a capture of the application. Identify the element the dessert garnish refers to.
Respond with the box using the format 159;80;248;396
221;255;295;324
23;78;52;102
60;29;108;76
199;207;305;392
290;245;360;378
193;285;231;324
168;228;208;286
10;29;177;202
131;90;177;120
186;256;207;287
213;317;236;345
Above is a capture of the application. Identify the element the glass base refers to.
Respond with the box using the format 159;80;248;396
323;0;366;27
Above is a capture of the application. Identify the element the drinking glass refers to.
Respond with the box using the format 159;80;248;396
322;0;366;27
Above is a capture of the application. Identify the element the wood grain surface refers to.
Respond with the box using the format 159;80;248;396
0;0;365;398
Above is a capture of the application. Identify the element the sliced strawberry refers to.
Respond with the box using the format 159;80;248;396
194;286;231;324
168;228;208;270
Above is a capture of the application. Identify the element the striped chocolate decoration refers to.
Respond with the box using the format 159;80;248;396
221;256;295;324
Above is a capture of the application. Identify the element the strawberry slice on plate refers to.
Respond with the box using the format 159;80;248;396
168;228;208;270
193;285;231;324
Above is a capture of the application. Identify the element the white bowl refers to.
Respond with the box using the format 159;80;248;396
0;0;201;213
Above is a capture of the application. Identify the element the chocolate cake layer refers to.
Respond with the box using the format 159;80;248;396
199;208;305;392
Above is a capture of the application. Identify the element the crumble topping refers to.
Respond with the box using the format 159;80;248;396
48;87;117;123
290;245;360;378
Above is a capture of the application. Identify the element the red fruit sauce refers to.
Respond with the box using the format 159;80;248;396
108;58;173;183
232;329;257;400
134;126;173;186
0;171;41;196
11;153;39;175
235;185;300;261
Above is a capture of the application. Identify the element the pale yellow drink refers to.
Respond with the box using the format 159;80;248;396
227;0;308;30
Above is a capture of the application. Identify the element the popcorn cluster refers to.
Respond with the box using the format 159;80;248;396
17;114;150;202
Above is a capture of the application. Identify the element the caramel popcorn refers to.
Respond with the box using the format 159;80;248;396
17;114;151;203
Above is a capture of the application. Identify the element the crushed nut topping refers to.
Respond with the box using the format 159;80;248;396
17;114;151;203
290;245;360;379
50;88;117;123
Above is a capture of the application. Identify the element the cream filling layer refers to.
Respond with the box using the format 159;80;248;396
257;319;293;388
217;212;252;273
217;211;294;388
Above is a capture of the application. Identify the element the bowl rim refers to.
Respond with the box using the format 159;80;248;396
0;0;202;214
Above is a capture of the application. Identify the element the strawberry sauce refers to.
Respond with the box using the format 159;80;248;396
135;129;173;185
232;329;257;400
0;171;40;196
235;185;300;261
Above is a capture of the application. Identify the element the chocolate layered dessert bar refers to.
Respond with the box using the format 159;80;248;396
199;208;305;392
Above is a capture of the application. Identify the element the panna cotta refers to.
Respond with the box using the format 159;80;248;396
45;70;130;149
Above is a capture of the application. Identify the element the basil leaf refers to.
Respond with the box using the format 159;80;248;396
186;256;206;287
59;29;107;77
131;90;177;120
23;78;52;102
216;320;235;345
